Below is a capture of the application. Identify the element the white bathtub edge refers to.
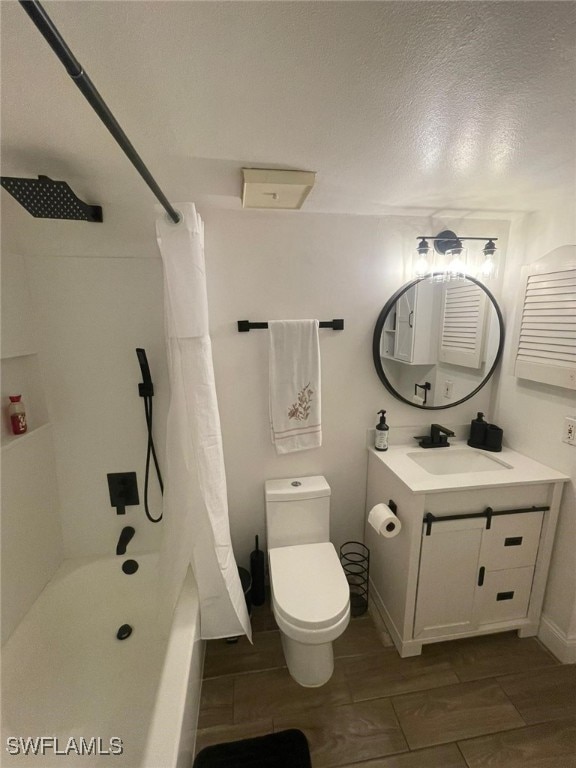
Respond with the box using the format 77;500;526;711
142;566;205;768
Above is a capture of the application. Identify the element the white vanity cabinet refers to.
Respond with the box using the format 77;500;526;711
414;510;543;639
365;445;567;657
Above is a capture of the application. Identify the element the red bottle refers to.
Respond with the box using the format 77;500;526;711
8;395;27;435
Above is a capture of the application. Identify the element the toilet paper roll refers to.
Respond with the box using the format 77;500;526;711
412;394;425;405
368;503;401;538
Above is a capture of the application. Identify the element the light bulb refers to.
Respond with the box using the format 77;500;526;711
448;257;465;272
413;238;431;278
479;240;498;279
479;257;495;277
414;256;431;276
446;244;467;279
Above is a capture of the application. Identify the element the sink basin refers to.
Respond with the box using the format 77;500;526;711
407;449;512;475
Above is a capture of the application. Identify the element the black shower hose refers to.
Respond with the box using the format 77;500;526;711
143;394;164;523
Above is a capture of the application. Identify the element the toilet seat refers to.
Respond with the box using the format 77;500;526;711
269;542;350;632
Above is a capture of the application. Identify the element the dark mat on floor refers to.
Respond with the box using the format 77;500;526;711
193;729;311;768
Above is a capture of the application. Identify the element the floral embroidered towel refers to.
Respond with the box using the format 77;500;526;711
269;320;321;454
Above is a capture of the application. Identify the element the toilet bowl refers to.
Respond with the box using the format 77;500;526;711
265;476;351;687
268;542;350;687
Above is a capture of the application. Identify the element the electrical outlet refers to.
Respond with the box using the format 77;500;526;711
443;380;454;399
563;417;576;446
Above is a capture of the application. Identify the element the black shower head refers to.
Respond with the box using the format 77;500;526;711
136;348;154;397
0;174;102;222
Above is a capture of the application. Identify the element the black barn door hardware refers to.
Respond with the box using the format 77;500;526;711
423;505;549;536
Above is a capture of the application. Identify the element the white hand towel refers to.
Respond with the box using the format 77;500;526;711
269;320;321;454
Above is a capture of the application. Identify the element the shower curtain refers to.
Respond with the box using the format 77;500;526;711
156;203;251;640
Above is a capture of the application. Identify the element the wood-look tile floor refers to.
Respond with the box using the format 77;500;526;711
196;599;576;767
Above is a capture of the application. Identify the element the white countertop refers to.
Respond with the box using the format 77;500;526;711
368;441;569;494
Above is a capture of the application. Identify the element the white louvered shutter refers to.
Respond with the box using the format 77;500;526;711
514;267;576;390
438;282;487;369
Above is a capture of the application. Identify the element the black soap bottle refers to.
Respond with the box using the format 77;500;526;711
468;412;487;447
375;410;389;451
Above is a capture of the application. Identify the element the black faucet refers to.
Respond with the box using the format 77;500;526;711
116;526;135;555
414;424;455;449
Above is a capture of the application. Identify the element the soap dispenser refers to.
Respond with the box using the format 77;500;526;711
375;410;389;451
468;412;487;447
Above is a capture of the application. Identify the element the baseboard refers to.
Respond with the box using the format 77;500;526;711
368;580;402;649
368;580;422;657
538;615;576;664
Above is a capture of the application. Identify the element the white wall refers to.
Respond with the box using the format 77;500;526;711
1;253;64;644
12;211;510;589
204;209;510;567
26;255;168;559
493;198;576;661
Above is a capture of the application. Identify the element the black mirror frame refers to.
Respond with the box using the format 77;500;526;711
372;273;505;410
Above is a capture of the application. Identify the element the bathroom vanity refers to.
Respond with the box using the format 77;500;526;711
365;442;568;657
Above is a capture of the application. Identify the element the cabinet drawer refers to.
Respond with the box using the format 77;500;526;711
481;512;544;570
476;567;534;624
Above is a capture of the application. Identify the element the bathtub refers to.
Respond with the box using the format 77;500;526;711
1;554;204;767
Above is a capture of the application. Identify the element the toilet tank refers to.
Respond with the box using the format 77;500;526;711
265;476;331;549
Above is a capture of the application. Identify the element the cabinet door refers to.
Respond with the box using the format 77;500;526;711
414;519;484;639
411;281;438;365
394;288;415;362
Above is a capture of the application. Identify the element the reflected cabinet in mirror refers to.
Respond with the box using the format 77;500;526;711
373;275;505;409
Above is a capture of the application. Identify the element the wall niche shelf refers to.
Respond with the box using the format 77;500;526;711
1;423;52;453
1;354;49;448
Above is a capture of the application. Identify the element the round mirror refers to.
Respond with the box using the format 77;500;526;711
373;275;504;409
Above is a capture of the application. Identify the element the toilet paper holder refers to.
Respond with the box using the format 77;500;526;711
367;499;401;538
414;382;431;405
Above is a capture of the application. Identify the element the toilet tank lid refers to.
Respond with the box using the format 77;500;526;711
265;476;331;501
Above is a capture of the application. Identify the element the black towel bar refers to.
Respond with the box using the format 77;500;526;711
238;319;344;332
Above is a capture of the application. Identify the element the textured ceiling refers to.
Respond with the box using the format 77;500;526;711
1;1;575;226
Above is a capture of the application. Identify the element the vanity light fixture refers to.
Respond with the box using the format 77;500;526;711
478;239;499;279
414;238;432;277
410;231;499;281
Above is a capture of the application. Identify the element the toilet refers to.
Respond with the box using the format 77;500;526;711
265;476;350;687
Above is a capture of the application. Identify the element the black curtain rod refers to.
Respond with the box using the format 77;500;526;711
238;319;344;332
19;0;181;224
